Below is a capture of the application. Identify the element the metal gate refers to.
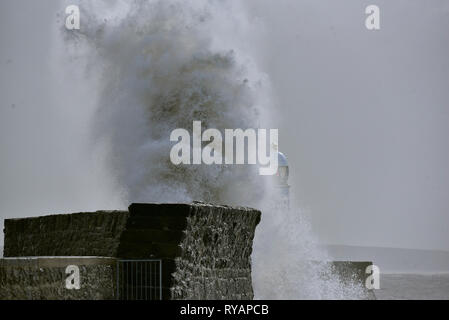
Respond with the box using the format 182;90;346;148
116;259;162;300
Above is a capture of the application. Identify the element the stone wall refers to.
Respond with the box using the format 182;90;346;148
4;211;129;257
132;203;261;300
2;202;261;300
117;202;261;299
0;257;116;300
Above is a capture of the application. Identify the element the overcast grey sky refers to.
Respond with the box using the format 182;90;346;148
1;0;448;251
248;0;449;251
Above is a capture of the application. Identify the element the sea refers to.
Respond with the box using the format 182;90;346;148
325;244;449;300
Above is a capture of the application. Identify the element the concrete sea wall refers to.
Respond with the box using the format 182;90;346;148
0;257;116;300
4;211;129;257
2;202;261;300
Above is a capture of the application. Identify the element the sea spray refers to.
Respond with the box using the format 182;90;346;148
61;0;367;299
63;0;271;206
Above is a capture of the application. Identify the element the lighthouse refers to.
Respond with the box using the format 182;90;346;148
276;151;290;208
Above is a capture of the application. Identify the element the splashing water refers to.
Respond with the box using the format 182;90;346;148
61;0;368;299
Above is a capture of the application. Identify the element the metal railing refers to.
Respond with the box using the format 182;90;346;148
116;259;162;300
